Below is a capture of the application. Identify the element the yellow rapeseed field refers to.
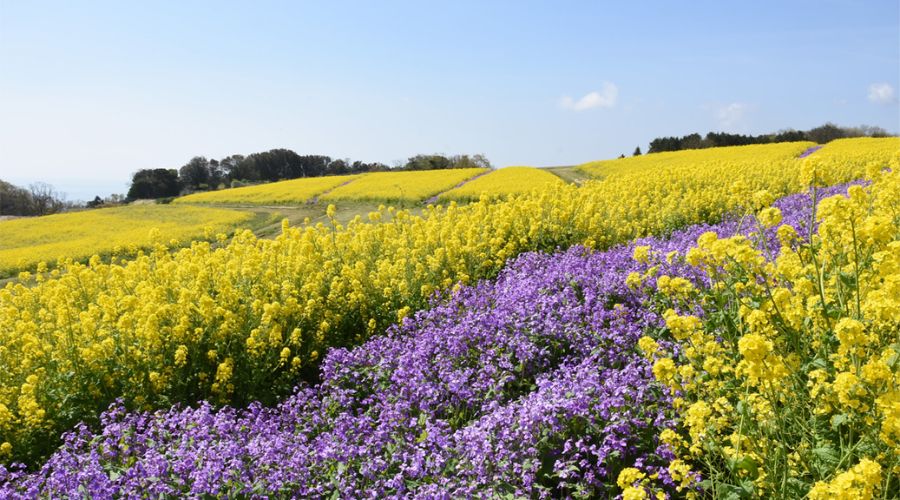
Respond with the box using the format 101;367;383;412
319;168;486;202
807;135;900;168
0;205;254;277
0;138;895;465
438;166;566;202
578;141;816;181
173;174;361;205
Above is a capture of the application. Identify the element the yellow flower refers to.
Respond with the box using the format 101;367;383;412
664;309;701;340
860;356;891;386
637;336;659;357
808;459;882;500
752;190;774;209
633;246;651;264
737;333;771;363
834;318;869;359
622;486;647;500
657;276;695;297
833;372;866;411
215;358;234;387
626;272;643;289
757;207;782;228
174;345;188;367
776;224;797;245
617;467;646;488
653;358;677;386
668;459;695;491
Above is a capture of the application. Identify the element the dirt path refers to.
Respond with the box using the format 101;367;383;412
545;165;593;185
308;177;361;204
424;170;492;204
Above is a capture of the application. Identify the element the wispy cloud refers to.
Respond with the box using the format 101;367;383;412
560;82;618;111
868;82;896;104
715;102;748;128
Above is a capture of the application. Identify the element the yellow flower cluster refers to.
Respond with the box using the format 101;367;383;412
0;139;888;466
173;174;361;205
644;144;900;496
803;136;900;187
579;142;813;184
808;459;883;500
576;142;824;240
437;166;565;202
0;205;254;277
320;168;487;202
616;467;674;500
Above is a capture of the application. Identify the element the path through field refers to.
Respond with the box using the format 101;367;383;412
798;145;823;158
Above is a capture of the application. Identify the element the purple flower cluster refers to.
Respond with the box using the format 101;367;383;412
797;145;823;159
0;184;852;498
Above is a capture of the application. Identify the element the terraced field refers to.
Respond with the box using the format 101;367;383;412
173;174;361;205
577;141;816;180
319;167;487;202
438;166;566;201
0;205;255;277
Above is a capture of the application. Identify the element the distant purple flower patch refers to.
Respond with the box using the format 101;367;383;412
798;145;823;158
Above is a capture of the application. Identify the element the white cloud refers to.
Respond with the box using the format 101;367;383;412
716;102;748;128
560;82;618;111
868;82;896;104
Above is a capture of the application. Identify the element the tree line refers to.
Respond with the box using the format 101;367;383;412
0;180;126;217
0;180;71;217
642;123;892;154
127;150;492;200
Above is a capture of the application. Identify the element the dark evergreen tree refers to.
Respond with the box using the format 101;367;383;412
127;169;181;200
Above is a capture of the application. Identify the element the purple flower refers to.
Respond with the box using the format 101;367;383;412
1;182;857;498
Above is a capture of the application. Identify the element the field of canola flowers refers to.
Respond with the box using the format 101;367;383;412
173;174;361;205
437;166;566;202
0;137;898;498
319;167;487;202
577;141;817;180
0;204;254;277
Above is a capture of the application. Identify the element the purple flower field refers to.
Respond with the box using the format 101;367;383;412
0;185;852;499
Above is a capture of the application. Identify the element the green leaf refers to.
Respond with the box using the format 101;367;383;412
812;446;839;464
785;477;808;497
729;456;759;479
830;413;849;430
738;479;756;497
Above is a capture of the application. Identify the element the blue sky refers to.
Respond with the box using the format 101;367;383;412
1;0;898;201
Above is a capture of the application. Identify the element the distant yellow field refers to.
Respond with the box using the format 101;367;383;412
0;205;254;276
320;168;487;202
578;142;815;180
438;166;566;201
811;137;900;168
173;175;360;205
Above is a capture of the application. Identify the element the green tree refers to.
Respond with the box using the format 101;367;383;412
179;157;211;191
127;169;181;200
